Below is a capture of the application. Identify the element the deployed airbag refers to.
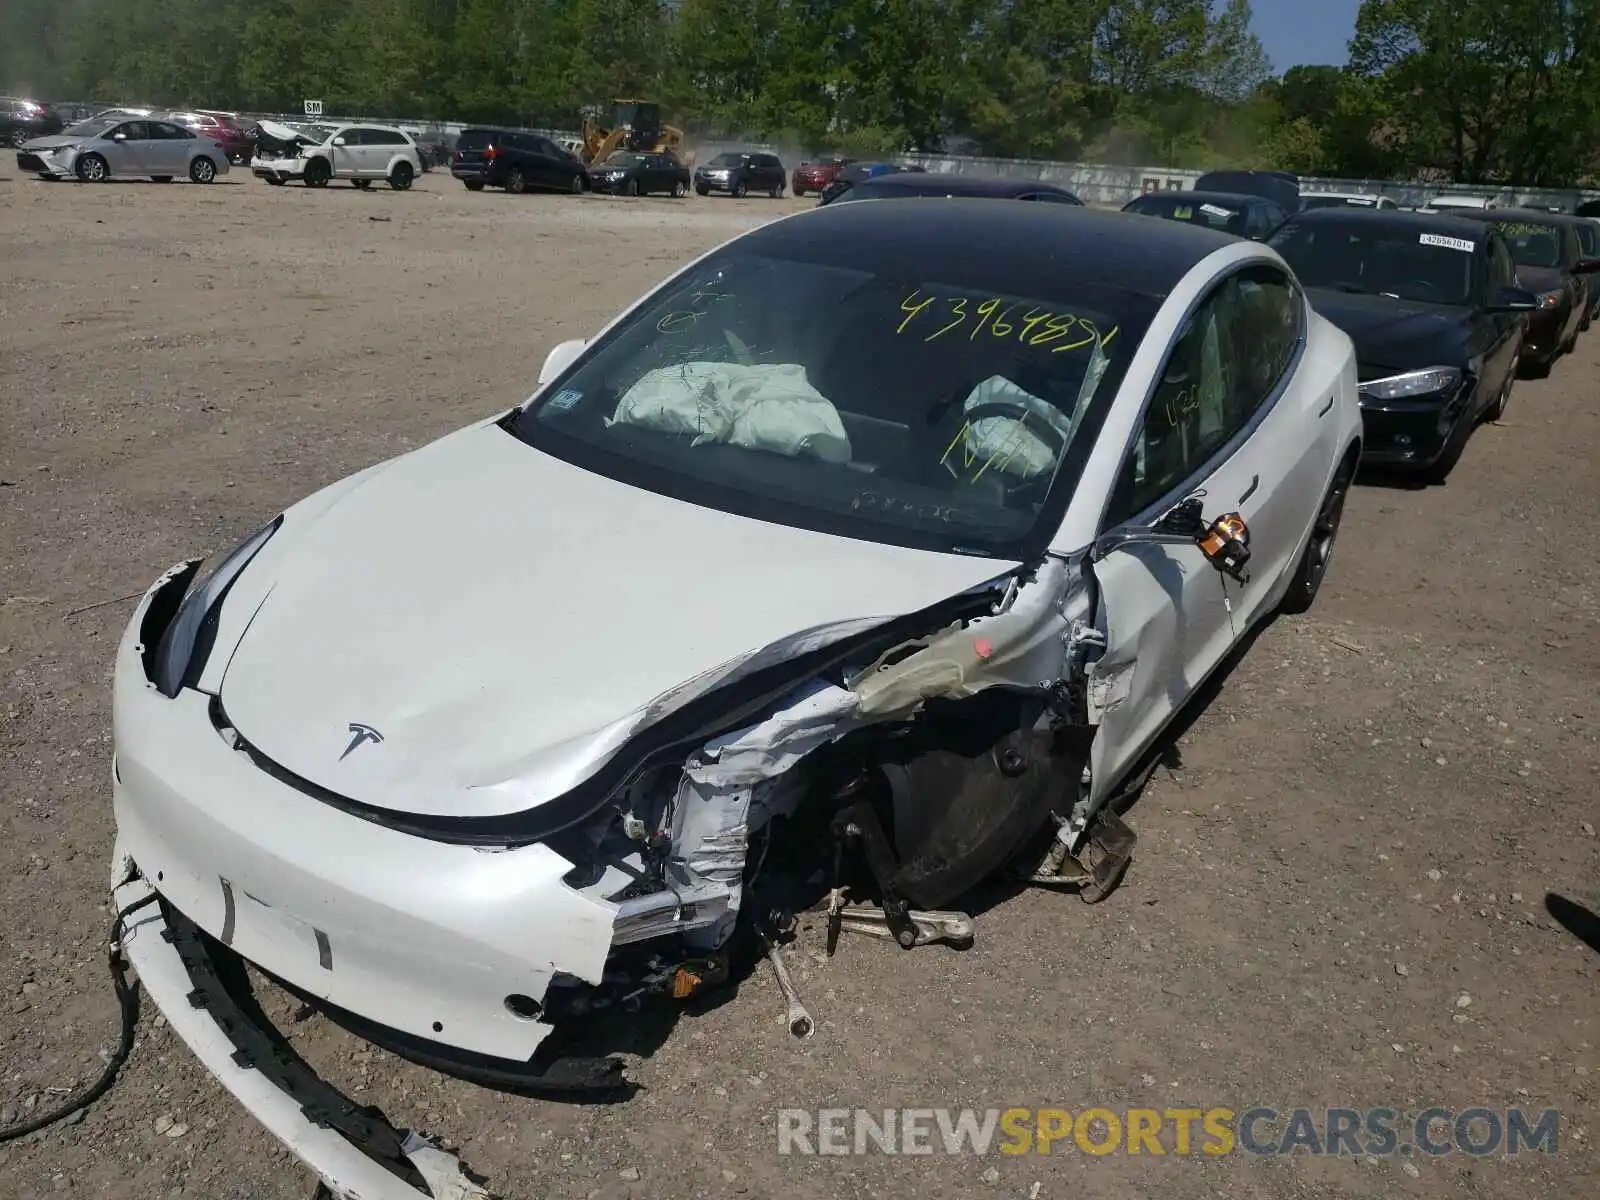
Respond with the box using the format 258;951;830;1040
608;362;853;463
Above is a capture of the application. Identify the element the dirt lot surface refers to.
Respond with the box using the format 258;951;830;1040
1;168;1596;1200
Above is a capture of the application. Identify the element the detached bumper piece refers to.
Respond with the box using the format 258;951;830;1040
116;878;490;1200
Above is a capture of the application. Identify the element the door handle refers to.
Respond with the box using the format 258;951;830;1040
1316;391;1335;417
1239;474;1259;504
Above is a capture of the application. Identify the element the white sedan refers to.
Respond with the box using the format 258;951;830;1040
109;201;1362;1196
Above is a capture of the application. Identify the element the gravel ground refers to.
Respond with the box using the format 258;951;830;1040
1;168;1596;1200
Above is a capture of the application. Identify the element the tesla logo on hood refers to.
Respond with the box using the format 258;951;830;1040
339;722;384;761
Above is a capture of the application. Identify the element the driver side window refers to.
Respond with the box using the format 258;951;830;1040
1104;267;1301;527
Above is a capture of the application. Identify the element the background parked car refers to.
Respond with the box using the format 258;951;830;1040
1194;168;1300;212
588;150;689;197
791;154;853;196
836;173;1083;205
693;150;786;197
1299;192;1399;211
163;110;253;164
18;115;229;183
817;161;926;205
253;122;421;190
451;128;588;194
1122;189;1289;240
1268;208;1536;481
1453;207;1600;372
1;97;63;147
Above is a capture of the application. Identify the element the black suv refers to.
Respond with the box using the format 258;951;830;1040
693;151;786;198
452;128;588;194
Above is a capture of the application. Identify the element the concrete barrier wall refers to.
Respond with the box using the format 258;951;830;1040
894;153;1600;211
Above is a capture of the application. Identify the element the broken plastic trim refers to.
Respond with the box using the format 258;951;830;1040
223;580;1015;847
159;901;432;1190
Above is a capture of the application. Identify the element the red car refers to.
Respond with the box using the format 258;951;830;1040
165;110;254;164
791;155;854;197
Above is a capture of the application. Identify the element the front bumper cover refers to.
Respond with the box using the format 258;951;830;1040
116;876;482;1199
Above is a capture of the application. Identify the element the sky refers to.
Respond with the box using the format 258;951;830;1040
1250;0;1364;72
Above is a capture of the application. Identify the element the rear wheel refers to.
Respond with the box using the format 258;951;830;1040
388;161;414;191
9;129;28;148
188;156;217;184
671;180;685;197
732;179;747;198
75;153;108;183
505;166;527;194
464;179;484;192
1279;456;1354;614
569;171;585;194
303;157;330;187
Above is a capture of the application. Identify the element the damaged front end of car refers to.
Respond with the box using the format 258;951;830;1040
110;540;1139;1198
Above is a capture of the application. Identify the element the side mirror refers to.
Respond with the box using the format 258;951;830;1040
111;132;126;142
536;338;586;387
331;136;346;146
1485;286;1540;313
1093;501;1252;583
1575;258;1600;275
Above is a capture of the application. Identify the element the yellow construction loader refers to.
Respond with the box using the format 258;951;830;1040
580;100;692;168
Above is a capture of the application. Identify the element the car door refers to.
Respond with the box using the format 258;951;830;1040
534;137;569;189
1084;264;1321;802
147;120;192;174
100;121;148;173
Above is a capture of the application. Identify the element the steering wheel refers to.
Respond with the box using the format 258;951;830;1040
963;401;1068;462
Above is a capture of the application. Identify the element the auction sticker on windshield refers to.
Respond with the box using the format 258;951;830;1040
1419;234;1476;253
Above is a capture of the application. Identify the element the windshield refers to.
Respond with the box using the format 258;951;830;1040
605;152;643;167
709;152;743;167
1128;195;1248;233
507;248;1149;558
1269;220;1476;305
65;118;118;137
1488;221;1567;268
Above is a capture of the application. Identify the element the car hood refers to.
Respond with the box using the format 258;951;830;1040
1305;287;1469;374
217;421;1014;819
20;135;84;152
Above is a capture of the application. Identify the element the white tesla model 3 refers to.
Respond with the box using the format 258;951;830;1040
109;199;1362;1196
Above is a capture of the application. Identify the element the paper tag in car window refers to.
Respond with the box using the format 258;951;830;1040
546;388;583;412
1173;206;1193;219
1419;233;1475;253
1200;203;1232;218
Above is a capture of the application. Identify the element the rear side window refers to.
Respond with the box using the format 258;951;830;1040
366;130;405;146
1021;191;1081;205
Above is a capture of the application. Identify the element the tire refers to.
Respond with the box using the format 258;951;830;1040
625;177;640;197
793;185;806;197
464;179;484;192
265;177;285;186
10;128;28;148
1419;411;1472;485
75;153;108;183
1278;456;1354;614
388;161;413;191
505;166;527;194
1484;354;1517;422
569;171;585;194
188;156;217;184
151;175;173;183
352;179;372;190
732;179;747;198
672;180;685;198
695;186;709;196
303;157;330;188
